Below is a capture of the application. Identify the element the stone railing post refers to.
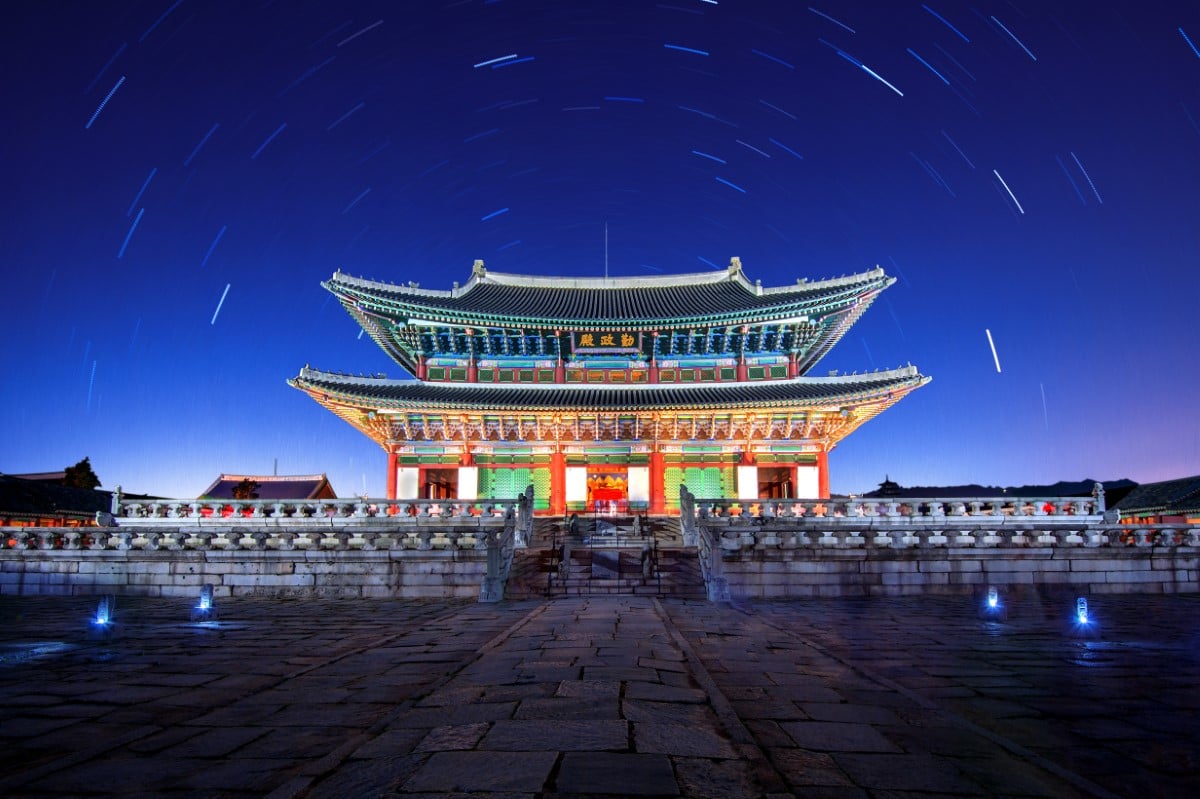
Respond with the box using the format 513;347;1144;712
679;486;698;547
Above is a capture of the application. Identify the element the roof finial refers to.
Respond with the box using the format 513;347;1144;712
472;259;486;276
729;256;742;275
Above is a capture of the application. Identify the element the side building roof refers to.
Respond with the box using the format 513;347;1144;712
198;474;338;501
0;474;112;519
1113;475;1200;517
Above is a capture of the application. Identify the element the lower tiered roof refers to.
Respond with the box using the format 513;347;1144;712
290;365;929;412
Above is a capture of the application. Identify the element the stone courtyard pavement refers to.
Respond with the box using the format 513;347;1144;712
1;593;1197;798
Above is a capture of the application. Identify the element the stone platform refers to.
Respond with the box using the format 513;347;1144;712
1;593;1197;797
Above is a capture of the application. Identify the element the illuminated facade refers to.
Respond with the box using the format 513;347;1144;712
290;258;929;514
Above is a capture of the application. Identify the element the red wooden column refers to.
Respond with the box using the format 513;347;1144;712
649;448;665;515
550;449;565;515
466;328;477;382
816;450;830;499
736;355;748;382
788;351;798;378
386;451;398;499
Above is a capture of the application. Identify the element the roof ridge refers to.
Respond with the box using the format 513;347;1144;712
329;260;889;298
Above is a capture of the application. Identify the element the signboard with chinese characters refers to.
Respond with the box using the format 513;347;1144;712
573;331;641;352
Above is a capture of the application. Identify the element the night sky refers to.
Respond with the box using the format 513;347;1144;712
3;1;1198;499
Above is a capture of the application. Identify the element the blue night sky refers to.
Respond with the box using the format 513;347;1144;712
2;1;1197;499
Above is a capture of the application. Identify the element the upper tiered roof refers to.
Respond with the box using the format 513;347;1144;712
326;258;892;331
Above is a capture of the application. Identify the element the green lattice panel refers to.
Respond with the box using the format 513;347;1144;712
664;467;683;510
682;467;723;499
480;467;542;503
513;468;532;503
719;466;736;498
531;467;551;510
488;468;516;499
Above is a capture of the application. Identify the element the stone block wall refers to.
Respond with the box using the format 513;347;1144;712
714;546;1200;599
0;548;488;599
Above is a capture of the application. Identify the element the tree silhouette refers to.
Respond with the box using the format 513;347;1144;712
231;478;260;500
62;457;101;489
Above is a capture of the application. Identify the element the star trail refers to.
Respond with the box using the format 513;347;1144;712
3;0;1197;498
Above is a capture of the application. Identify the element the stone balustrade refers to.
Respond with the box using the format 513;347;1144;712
110;497;521;526
675;486;1199;598
0;488;537;601
1;527;498;552
692;523;1200;551
695;496;1104;522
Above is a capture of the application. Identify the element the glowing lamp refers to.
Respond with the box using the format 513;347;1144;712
979;587;1007;621
89;595;117;638
191;583;218;622
1075;597;1089;625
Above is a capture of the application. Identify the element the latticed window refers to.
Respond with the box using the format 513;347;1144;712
531;468;551;510
664;467;683;510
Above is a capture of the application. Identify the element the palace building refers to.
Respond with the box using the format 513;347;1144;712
290;258;929;514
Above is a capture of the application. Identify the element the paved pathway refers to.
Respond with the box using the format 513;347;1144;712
0;593;1196;797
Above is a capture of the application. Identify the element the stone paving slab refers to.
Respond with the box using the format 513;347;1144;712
0;593;1197;797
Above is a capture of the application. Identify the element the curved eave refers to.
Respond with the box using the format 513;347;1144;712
794;283;886;373
289;365;930;414
342;300;418;372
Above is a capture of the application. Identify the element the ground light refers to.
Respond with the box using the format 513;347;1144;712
1070;596;1100;639
89;595;117;639
978;586;1007;621
191;583;218;622
93;595;112;626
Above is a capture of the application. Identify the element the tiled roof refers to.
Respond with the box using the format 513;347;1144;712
0;474;111;516
1112;475;1200;515
327;263;891;328
199;474;337;500
290;366;929;412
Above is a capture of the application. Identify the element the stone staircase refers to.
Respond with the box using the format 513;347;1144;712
506;515;704;600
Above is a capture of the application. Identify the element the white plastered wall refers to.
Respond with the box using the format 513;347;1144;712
794;465;819;499
396;467;419;499
627;467;649;505
457;466;478;500
736;465;759;501
565;467;588;504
